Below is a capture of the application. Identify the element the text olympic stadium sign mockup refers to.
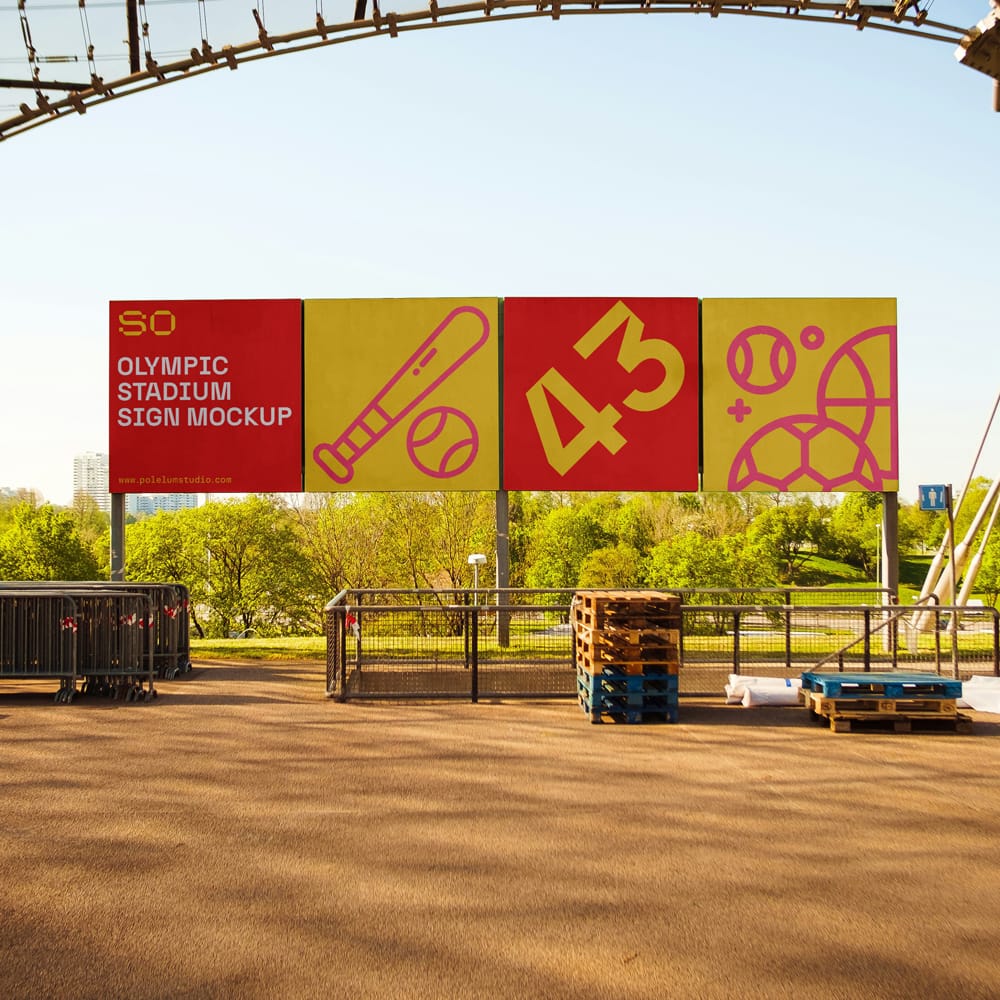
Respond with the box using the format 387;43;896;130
109;297;899;495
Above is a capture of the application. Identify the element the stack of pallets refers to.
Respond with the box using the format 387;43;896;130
799;671;970;734
573;590;681;724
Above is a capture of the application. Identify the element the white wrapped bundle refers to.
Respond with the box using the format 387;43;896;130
958;675;1000;713
725;675;802;705
741;682;802;707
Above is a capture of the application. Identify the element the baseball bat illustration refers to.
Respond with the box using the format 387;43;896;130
313;305;490;484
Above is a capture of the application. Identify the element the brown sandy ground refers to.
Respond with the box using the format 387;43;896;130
2;660;1000;999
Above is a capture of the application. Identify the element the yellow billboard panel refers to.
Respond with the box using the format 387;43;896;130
304;298;500;491
701;299;898;492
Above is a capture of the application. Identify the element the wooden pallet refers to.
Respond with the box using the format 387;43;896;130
573;590;681;630
575;636;680;663
800;689;959;717
580;697;679;725
574;624;679;660
579;681;678;713
577;671;679;697
800;671;963;700
575;656;680;677
821;712;973;734
575;622;680;649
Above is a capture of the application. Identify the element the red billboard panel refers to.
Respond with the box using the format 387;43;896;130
109;300;302;493
503;298;700;490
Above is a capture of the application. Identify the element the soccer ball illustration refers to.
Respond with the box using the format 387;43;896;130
728;414;883;492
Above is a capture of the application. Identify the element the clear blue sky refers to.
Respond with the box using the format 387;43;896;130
1;2;998;504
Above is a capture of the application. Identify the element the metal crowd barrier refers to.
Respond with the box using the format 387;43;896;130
324;590;1000;701
0;581;191;680
0;591;79;702
0;580;192;702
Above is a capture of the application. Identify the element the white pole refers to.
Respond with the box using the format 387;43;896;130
957;483;1000;607
914;390;1000;621
935;477;1000;606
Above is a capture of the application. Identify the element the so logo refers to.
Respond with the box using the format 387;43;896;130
118;309;176;337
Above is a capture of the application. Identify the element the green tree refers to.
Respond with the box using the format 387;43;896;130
604;495;655;554
748;495;829;582
827;492;881;575
897;500;939;554
293;493;399;594
577;544;644;588
508;492;561;588
973;534;1000;607
126;497;317;637
644;530;777;599
69;493;111;575
198;496;317;636
125;508;211;635
0;502;100;580
525;504;613;589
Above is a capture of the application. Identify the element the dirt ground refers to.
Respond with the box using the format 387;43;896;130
2;660;1000;999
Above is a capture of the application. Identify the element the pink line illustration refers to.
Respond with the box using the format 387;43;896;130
313;305;490;484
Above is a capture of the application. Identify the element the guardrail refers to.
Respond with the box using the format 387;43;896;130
324;589;999;700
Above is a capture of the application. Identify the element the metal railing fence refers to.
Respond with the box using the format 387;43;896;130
0;581;191;679
0;591;79;700
0;580;192;702
324;589;1000;701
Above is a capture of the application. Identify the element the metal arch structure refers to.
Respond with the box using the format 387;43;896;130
1;1;1000;143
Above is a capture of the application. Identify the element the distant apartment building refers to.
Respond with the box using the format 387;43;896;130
126;494;200;517
72;452;110;513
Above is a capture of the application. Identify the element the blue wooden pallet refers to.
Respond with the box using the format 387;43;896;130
577;671;679;696
800;671;963;700
579;689;678;714
581;699;679;725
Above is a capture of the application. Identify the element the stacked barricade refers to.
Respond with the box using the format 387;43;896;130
0;580;190;702
573;590;682;724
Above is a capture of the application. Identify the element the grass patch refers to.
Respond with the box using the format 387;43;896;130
792;555;868;586
191;636;326;660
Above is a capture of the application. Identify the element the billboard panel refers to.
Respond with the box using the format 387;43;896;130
503;298;700;490
304;298;500;491
701;298;898;492
109;300;303;493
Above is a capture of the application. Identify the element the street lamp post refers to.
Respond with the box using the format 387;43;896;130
468;553;486;605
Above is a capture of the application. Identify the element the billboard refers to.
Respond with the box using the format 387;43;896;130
701;298;898;492
109;300;303;493
303;298;500;491
503;298;700;490
108;296;899;496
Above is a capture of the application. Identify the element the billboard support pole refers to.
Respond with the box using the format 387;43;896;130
881;492;898;599
110;492;125;581
496;489;510;647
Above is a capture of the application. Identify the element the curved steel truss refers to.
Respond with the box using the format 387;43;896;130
1;1;997;142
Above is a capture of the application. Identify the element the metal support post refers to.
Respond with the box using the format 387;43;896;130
110;493;126;581
496;489;510;647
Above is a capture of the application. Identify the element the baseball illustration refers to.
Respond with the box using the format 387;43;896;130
727;325;796;395
406;406;479;479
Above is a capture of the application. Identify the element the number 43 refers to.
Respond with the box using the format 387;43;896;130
525;301;685;476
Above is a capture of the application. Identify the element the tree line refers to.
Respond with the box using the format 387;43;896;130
2;484;999;637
